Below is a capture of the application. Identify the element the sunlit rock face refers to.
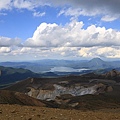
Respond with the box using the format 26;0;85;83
27;83;111;101
103;69;120;78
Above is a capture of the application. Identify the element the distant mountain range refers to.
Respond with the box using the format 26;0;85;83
0;58;120;86
0;66;58;86
1;58;120;73
0;58;120;111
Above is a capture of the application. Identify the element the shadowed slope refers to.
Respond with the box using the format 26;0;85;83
0;90;45;107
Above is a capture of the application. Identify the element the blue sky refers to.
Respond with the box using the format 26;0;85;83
0;0;120;61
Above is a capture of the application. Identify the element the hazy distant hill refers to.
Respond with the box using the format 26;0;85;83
1;58;120;73
86;58;109;68
0;59;87;73
1;58;120;86
74;58;120;70
0;66;41;85
0;66;59;87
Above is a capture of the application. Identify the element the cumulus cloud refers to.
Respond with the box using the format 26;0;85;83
0;19;120;59
1;0;120;60
51;47;79;57
0;47;11;53
0;46;81;60
2;46;120;60
78;47;120;59
24;20;120;47
0;37;22;47
24;22;68;47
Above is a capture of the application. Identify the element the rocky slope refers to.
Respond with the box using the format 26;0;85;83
0;90;45;107
27;83;112;101
103;69;120;81
2;70;120;110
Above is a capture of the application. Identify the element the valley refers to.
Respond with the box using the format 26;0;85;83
1;1;120;119
0;58;120;119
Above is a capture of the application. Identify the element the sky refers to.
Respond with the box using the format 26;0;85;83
0;0;120;61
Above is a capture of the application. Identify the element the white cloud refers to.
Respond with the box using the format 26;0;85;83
1;0;120;60
1;19;120;59
101;15;119;22
24;21;120;47
78;47;120;59
33;12;45;17
58;8;82;19
13;0;38;10
0;37;22;47
2;46;120;60
79;47;93;57
58;7;120;22
13;0;31;9
0;0;11;10
58;7;101;19
0;47;11;53
0;46;79;60
24;22;66;47
0;0;120;21
55;0;120;21
0;0;45;11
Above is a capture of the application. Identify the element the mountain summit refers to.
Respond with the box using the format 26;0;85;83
87;58;107;69
90;58;104;63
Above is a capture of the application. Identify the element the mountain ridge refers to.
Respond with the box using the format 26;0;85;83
0;90;46;107
1;58;120;73
1;70;120;110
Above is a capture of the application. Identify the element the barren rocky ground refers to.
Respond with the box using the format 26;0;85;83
0;69;120;120
0;104;120;120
